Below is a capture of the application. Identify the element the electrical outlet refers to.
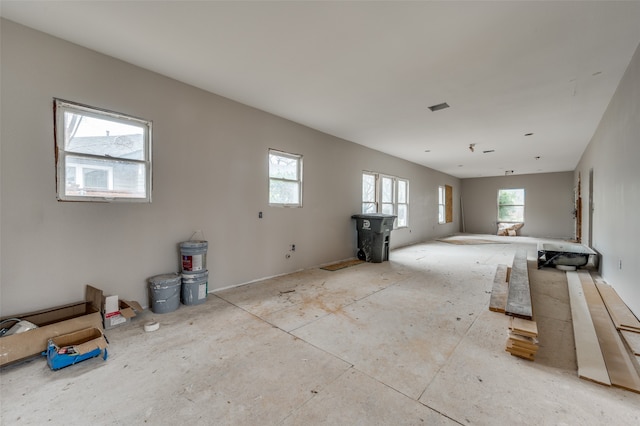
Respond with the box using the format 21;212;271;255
258;211;263;219
291;244;296;252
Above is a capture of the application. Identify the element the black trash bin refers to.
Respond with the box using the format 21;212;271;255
351;213;396;263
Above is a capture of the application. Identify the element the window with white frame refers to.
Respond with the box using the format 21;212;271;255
438;185;453;224
361;171;409;228
362;172;377;213
54;99;152;202
269;149;303;207
498;188;525;222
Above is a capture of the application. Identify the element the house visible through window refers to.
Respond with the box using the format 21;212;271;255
361;172;409;228
498;188;525;222
438;185;453;224
269;149;303;207
54;99;152;202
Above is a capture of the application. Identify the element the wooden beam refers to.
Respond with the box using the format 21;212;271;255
509;316;538;338
566;271;611;386
579;271;640;393
621;330;640;356
593;277;640;332
505;250;533;320
489;264;509;313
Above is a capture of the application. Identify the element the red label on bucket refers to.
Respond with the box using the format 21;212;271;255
182;255;193;271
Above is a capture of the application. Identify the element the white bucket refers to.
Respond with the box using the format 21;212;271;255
180;240;208;272
181;270;208;306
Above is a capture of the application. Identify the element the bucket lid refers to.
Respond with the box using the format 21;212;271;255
180;240;208;249
149;273;181;285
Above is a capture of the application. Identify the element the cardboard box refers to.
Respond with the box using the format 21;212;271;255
46;327;108;370
86;285;143;330
0;288;102;367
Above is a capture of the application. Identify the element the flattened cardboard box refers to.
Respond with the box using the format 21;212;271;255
0;287;102;367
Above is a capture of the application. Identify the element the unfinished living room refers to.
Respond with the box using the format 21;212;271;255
1;2;640;425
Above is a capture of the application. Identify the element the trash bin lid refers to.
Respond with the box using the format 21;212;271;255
351;213;397;219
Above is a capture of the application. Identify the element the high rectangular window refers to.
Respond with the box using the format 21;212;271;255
269;149;303;207
54;99;152;202
498;188;525;222
361;172;409;228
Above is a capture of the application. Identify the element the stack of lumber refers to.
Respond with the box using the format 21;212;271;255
506;316;539;360
566;270;640;393
488;250;538;360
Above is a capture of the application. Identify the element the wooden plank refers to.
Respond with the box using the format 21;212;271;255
509;317;538;338
508;332;539;350
593;277;640;332
489;264;509;313
621;330;640;356
505;250;533;320
579;271;640;393
566;271;611;386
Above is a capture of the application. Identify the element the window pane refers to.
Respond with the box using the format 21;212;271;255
498;206;524;222
64;112;146;161
439;205;445;223
498;189;524;206
269;153;299;180
439;186;444;204
362;174;376;202
397;180;406;203
65;155;146;198
269;180;300;204
362;203;377;214
397;204;407;227
382;203;394;215
382;177;393;203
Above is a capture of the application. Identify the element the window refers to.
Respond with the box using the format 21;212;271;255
362;172;377;213
269;149;302;207
54;99;152;202
438;185;453;224
361;171;409;228
498;188;525;222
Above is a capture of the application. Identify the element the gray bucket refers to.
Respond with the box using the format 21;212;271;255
181;270;208;306
149;273;181;314
180;240;208;272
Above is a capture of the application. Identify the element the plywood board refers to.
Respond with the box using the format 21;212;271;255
505;250;533;320
566;271;611;386
509;317;538;338
579;271;640;393
489;264;509;313
621;330;640;356
593;277;640;332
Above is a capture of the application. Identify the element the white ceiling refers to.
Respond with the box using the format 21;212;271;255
3;1;640;178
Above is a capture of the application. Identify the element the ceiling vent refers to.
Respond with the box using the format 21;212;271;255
428;102;450;112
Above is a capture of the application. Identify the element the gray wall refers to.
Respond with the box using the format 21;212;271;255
461;172;575;239
575;42;640;318
0;20;460;316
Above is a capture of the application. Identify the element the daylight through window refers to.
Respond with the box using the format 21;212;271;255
361;172;409;228
498;188;525;222
269;149;303;207
54;99;152;202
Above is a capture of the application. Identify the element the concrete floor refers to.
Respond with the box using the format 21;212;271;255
2;235;639;425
